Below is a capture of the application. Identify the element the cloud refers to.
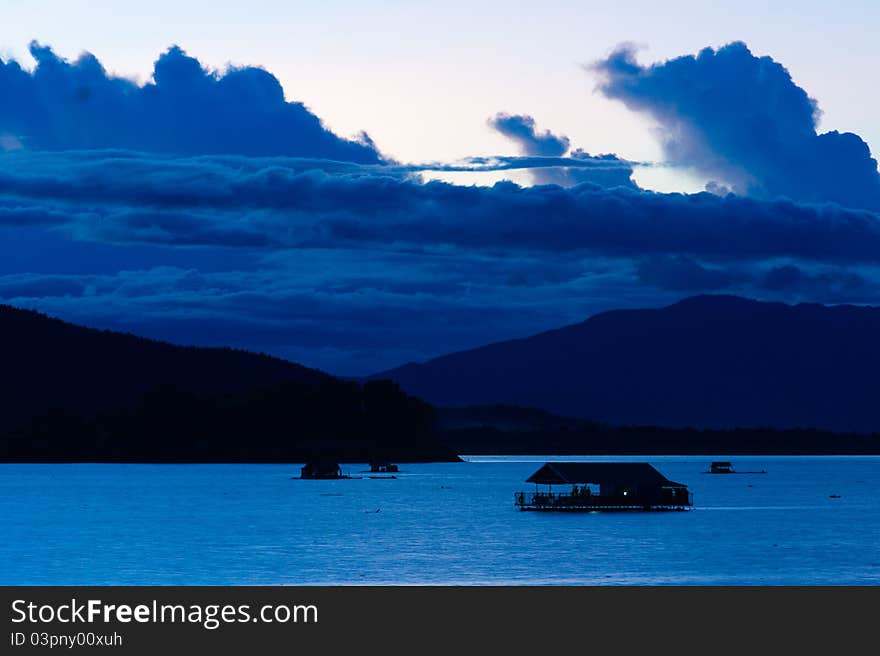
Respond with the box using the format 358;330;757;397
565;149;638;189
0;257;614;374
592;41;880;211
410;153;641;175
487;113;636;188
488;113;570;157
3;148;880;373
3;150;880;264
487;112;570;185
0;42;382;162
761;263;870;298
636;255;740;291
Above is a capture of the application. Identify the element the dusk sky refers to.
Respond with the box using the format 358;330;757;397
1;1;879;374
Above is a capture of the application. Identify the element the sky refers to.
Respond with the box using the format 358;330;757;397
1;1;879;374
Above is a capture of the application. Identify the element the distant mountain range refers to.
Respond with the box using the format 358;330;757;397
377;295;880;433
4;296;879;462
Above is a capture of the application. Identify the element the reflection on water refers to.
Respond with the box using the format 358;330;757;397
1;455;878;585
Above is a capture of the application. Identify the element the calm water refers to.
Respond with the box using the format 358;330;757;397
2;456;878;585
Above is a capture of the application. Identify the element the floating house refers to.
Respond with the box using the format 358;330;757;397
300;461;346;479
515;462;692;511
369;460;399;474
704;461;766;474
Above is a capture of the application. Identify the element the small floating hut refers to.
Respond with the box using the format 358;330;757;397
300;461;347;479
369;460;399;474
515;462;692;511
704;461;766;474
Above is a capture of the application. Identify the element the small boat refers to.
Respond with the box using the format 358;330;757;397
368;475;397;480
704;461;766;474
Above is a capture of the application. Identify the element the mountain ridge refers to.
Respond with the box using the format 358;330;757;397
0;303;329;432
376;295;880;433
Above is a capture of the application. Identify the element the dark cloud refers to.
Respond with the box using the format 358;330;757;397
761;264;870;298
0;42;382;162
7;247;874;375
565;149;638;189
0;273;89;298
487;113;636;188
0;257;611;374
639;256;878;300
593;41;880;211
488;113;570;157
636;255;740;291
3;151;880;264
413;153;639;175
2;148;880;374
487;112;570;185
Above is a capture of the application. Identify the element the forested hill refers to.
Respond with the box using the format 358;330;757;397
0;305;458;462
0;304;327;432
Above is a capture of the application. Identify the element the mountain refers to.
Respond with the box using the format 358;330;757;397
0;304;327;432
377;295;880;433
0;305;458;462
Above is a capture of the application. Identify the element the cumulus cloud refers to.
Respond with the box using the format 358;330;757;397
488;112;571;185
0;42;382;162
487;112;636;188
592;41;880;211
565;149;638;189
488;113;570;157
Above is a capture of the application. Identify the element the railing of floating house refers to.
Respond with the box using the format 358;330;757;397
514;489;692;509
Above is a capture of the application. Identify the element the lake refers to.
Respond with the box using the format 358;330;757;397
2;456;878;585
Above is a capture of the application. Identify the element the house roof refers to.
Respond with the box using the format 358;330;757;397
525;462;686;487
303;461;340;470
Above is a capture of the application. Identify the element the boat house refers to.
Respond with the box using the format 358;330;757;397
300;461;345;479
704;460;766;475
515;462;692;511
369;460;399;473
